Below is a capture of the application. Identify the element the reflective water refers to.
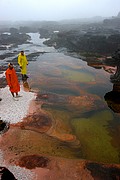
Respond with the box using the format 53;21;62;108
1;33;120;164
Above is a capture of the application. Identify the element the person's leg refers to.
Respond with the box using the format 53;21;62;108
16;92;22;98
25;74;29;78
11;92;19;101
22;74;24;81
11;92;14;97
22;74;27;82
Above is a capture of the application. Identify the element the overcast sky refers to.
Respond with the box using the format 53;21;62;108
0;0;120;21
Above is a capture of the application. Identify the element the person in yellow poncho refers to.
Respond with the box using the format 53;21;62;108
18;51;28;81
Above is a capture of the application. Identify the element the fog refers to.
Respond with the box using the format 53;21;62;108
0;0;120;21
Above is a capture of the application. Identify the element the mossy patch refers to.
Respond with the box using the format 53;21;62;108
62;69;95;82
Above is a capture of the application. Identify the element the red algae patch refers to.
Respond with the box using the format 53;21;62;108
18;155;49;169
21;113;52;133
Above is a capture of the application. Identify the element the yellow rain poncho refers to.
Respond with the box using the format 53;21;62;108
18;53;28;75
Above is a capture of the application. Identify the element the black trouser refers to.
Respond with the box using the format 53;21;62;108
22;74;28;81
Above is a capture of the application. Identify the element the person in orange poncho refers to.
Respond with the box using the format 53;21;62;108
5;63;20;100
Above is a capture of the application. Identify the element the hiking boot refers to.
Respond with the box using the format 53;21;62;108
16;94;22;98
13;97;19;101
25;75;29;78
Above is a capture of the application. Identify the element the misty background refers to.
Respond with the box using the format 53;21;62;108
0;0;120;21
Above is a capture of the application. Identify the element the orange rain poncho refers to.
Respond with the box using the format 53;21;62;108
5;67;20;93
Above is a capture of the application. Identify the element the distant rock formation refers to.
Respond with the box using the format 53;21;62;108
117;11;120;18
103;12;120;28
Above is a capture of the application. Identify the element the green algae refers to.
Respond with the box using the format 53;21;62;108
61;69;95;82
71;110;119;164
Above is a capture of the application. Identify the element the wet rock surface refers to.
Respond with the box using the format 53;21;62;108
86;162;120;180
0;120;6;131
0;33;30;46
0;52;18;60
0;166;17;180
0;119;9;134
0;78;6;88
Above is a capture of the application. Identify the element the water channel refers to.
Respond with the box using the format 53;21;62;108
0;32;120;164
